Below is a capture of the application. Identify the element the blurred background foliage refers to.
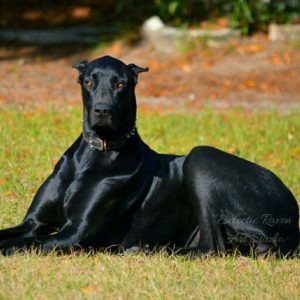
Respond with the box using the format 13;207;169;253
1;0;300;35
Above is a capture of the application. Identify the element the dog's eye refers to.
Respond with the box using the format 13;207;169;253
85;79;93;88
116;82;125;89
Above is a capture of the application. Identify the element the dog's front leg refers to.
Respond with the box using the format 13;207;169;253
0;221;87;255
1;183;120;255
0;136;83;243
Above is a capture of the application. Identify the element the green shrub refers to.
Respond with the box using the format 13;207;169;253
229;0;300;35
1;0;299;35
153;0;300;35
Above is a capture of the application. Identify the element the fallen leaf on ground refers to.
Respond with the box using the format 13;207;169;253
81;285;97;293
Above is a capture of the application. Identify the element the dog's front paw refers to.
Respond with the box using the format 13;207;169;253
124;246;141;255
0;245;17;256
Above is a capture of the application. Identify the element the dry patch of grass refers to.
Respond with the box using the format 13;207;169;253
0;253;299;299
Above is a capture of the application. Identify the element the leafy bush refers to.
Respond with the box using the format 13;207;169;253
1;0;299;35
229;0;300;35
153;0;300;35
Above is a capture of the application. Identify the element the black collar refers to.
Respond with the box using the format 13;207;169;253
82;126;137;151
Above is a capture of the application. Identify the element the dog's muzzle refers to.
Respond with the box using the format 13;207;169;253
90;103;118;130
93;103;114;118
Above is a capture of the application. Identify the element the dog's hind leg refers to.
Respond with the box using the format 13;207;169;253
183;149;228;255
195;212;226;254
183;185;227;254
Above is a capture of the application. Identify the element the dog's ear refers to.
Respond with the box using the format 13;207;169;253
127;64;149;84
72;60;88;84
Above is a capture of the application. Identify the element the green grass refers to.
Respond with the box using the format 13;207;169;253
0;106;299;299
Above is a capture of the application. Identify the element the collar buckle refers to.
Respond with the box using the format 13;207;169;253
89;137;107;151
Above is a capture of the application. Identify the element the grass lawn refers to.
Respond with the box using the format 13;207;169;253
0;106;299;299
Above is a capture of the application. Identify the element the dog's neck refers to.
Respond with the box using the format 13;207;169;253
82;125;137;151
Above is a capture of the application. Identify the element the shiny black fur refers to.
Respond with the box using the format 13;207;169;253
0;56;299;256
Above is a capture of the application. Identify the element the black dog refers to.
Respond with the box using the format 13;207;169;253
0;56;299;256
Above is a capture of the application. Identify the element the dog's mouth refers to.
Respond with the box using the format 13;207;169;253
92;123;116;131
91;122;119;138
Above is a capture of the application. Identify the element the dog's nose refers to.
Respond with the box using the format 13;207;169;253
94;103;113;116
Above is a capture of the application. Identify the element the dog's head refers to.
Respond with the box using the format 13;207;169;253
73;55;148;139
